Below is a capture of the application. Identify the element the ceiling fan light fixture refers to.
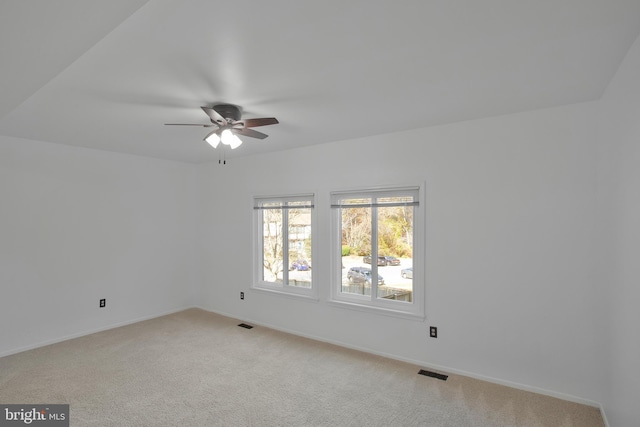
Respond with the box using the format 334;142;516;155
229;133;243;149
220;129;234;145
205;132;221;148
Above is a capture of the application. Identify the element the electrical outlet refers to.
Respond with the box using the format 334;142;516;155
99;299;106;308
430;326;438;338
240;292;244;300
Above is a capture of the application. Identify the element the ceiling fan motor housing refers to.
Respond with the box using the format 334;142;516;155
213;104;241;122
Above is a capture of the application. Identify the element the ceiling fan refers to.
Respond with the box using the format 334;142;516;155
165;104;279;149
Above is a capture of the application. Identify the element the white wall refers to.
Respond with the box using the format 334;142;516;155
598;33;640;426
0;136;198;356
197;101;603;405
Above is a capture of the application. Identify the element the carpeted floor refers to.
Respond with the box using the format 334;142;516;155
0;309;604;426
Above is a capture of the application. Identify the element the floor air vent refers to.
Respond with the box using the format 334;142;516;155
237;323;254;329
418;369;448;381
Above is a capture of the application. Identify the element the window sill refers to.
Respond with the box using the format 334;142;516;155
326;299;425;321
251;285;319;302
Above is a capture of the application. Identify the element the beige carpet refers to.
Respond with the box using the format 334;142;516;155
0;309;603;426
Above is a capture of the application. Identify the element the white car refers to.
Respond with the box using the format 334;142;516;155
401;268;413;279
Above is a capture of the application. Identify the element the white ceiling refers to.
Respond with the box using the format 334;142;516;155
1;0;639;163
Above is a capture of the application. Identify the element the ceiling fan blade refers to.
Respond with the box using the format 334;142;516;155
242;117;279;128
234;128;268;139
201;106;226;125
165;123;216;127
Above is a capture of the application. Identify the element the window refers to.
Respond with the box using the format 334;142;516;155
254;194;316;298
331;187;423;318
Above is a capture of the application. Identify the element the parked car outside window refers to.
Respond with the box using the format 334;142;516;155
347;267;384;285
382;256;400;266
401;267;413;279
290;260;310;271
363;255;400;266
362;255;384;265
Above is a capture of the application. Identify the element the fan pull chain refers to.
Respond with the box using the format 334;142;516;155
218;147;227;165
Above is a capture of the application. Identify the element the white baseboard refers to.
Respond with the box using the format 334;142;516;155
0;306;192;359
196;305;603;410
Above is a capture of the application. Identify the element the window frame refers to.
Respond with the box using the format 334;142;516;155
330;185;425;319
253;193;318;300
